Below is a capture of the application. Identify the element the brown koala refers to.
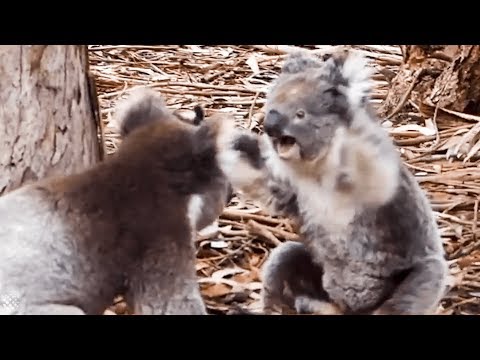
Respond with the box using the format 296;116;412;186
219;50;449;315
174;105;205;126
0;87;232;315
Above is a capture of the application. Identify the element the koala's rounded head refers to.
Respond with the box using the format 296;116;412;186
263;50;374;163
113;87;176;137
114;87;208;140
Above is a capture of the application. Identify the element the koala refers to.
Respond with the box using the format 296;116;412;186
0;87;232;315
174;105;205;126
219;50;449;315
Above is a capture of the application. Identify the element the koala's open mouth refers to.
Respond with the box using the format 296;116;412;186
274;135;298;159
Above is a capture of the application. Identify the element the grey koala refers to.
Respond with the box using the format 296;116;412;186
0;87;233;315
219;50;449;315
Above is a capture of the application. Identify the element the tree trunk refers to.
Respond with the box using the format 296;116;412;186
378;45;480;120
0;45;103;196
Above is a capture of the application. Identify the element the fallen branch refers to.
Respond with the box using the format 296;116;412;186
221;209;291;226
394;135;437;146
246;220;282;247
248;45;338;56
246;219;299;243
387;68;424;119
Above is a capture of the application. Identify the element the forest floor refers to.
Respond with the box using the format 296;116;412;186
88;45;480;315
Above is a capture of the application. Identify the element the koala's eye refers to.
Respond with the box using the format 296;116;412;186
296;110;305;119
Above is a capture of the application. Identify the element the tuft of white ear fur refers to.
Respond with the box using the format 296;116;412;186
332;50;375;109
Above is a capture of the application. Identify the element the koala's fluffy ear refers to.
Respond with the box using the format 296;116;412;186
281;51;323;74
322;50;374;108
114;87;171;137
174;105;205;126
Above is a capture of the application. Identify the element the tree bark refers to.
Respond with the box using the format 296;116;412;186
0;45;103;196
378;45;480;120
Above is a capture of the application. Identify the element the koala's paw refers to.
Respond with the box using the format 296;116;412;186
216;131;265;189
335;171;354;192
232;133;266;170
295;296;343;315
268;182;299;217
226;305;259;315
371;303;401;315
372;307;391;315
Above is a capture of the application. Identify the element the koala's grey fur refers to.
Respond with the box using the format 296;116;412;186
220;50;449;315
261;241;341;315
0;87;232;315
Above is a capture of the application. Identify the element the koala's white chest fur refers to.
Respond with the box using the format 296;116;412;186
295;175;357;235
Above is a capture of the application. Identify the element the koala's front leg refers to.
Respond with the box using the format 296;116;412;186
219;131;298;218
128;273;207;315
373;256;448;315
127;241;208;315
131;287;207;315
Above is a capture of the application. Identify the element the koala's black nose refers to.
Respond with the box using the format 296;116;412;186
264;110;287;138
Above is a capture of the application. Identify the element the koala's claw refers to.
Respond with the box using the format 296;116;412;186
232;134;265;169
335;171;354;192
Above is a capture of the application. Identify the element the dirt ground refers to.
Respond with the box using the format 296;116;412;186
89;45;480;315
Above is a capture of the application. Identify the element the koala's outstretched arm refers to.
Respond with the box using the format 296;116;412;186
374;256;448;315
217;130;299;218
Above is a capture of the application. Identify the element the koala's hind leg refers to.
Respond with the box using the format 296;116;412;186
373;255;448;315
128;283;207;315
15;304;86;315
294;296;342;315
261;241;337;315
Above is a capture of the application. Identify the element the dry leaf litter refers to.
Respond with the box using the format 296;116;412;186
88;45;480;315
